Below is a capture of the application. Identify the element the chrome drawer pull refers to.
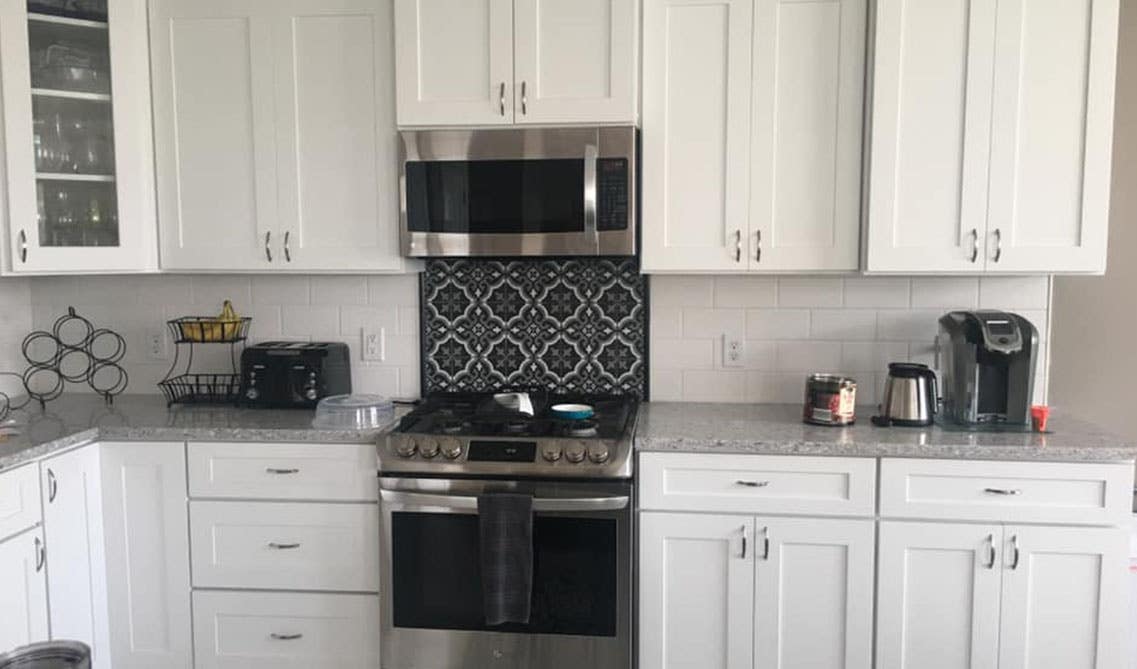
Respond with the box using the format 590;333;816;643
984;533;995;569
265;467;300;475
270;633;303;641
735;480;769;488
983;487;1021;496
761;526;770;560
34;537;45;572
268;542;301;550
1009;534;1020;570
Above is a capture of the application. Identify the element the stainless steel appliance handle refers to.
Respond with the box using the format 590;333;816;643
521;81;527;115
583;143;598;253
499;82;505;116
265;467;300;475
1009;534;1020;570
283;231;291;262
18;229;27;263
984;487;1022;496
380;489;629;512
969;228;979;263
993;228;1002;263
734;229;742;262
47;468;57;503
34;536;45;572
735;479;769;488
270;633;303;641
264;231;272;262
984;533;995;569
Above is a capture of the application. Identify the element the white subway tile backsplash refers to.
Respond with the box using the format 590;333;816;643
651;276;714;307
841;342;909;373
876;309;944;342
713;276;777;308
339;306;400;337
745;309;811;340
653;338;715;370
843;278;910;308
809;309;878;341
650;307;683;339
910;278;980;309
650;369;683;401
282;305;340;337
368;274;420;307
777;278;844;307
776;341;842;372
682;370;747;402
740;340;777;371
682;308;745;339
252;275;310;305
191;275;252;307
979;276;1050;310
311;276;368;305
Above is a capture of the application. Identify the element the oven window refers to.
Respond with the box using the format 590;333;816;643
391;512;618;636
405;159;584;234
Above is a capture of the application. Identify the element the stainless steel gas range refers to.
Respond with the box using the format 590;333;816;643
379;391;637;669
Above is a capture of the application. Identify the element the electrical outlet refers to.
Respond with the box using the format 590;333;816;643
723;335;744;368
144;329;167;361
362;327;385;362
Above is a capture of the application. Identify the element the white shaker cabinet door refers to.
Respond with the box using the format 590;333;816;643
150;0;277;270
876;521;1002;669
984;0;1118;273
513;0;637;124
748;0;865;271
98;442;192;669
639;512;754;669
394;0;513;126
865;0;997;273
997;525;1126;669
40;445;110;669
272;0;402;271
754;517;874;669
0;528;48;654
641;0;754;272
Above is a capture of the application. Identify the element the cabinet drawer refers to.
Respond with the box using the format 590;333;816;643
190;501;379;592
188;442;377;501
880;458;1133;525
639;453;877;516
192;590;380;669
0;464;41;542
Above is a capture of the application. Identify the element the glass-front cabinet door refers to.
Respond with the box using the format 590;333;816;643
0;0;155;272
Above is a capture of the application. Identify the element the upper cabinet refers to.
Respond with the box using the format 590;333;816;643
394;0;638;126
641;0;866;273
866;0;1119;274
0;0;157;273
150;0;405;272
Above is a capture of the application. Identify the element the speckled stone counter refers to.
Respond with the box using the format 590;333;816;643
0;394;399;473
635;403;1137;463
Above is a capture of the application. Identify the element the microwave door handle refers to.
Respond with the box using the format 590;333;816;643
380;489;629;512
583;144;599;254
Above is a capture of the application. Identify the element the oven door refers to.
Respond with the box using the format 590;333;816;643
399;127;636;258
379;477;632;669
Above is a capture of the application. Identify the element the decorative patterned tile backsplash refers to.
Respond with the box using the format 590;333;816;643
421;259;648;397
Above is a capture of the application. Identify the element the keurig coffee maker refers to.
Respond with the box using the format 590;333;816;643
937;310;1038;426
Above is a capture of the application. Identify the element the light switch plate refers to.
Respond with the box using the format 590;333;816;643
362;328;385;362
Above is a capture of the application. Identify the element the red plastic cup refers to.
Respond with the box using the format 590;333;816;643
1030;405;1050;432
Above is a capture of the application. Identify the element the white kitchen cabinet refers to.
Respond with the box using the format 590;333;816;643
997;525;1126;669
754;517;874;669
866;0;1118;274
151;0;405;272
99;442;192;669
639;512;755;669
641;0;754;272
0;463;42;542
394;0;637;126
40;445;110;669
0;0;157;273
0;528;49;654
394;0;513;126
642;0;865;273
513;0;637;124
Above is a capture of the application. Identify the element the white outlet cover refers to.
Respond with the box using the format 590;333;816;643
722;335;744;368
144;329;167;361
362;328;385;362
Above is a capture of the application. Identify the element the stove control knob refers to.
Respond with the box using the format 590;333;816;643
587;443;610;464
440;439;463;460
394;438;417;458
564;442;587;464
304;387;319;401
418;438;440;459
245;387;259;401
541;444;563;462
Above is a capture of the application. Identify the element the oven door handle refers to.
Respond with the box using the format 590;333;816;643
583;143;599;253
380;489;629;512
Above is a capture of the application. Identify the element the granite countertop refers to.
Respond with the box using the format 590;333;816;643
635;403;1137;463
0;394;400;473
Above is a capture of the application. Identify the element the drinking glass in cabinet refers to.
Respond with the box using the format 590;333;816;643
27;0;107;22
28;23;110;95
37;179;118;247
32;98;114;174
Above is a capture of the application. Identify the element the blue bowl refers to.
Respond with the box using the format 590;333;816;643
551;403;594;420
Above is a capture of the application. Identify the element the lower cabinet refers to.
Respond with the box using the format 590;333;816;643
191;590;382;669
877;521;1127;669
639;512;874;669
0;527;48;652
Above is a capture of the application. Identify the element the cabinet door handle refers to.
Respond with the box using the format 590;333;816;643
521;81;527;115
283;231;291;262
268;542;301;550
969;228;979;263
992;228;1002;263
739;525;748;559
734;229;742;262
265;467;300;475
755;230;762;263
34;536;45;572
735;480;769;488
270;633;303;641
264;231;273;262
47;468;57;503
18;229;27;263
1009;534;1020;570
983;487;1021;496
760;526;770;560
983;533;995;569
499;82;506;116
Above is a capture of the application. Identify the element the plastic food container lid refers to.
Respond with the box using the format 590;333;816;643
312;394;394;429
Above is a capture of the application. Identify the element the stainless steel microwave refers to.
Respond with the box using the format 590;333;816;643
398;126;636;257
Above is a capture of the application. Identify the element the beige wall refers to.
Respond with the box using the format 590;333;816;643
1050;0;1137;439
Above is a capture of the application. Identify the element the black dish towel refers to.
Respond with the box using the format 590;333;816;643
477;492;534;626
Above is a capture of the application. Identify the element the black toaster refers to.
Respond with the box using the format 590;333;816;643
240;341;352;408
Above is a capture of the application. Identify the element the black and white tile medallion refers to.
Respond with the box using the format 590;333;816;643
421;259;647;397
